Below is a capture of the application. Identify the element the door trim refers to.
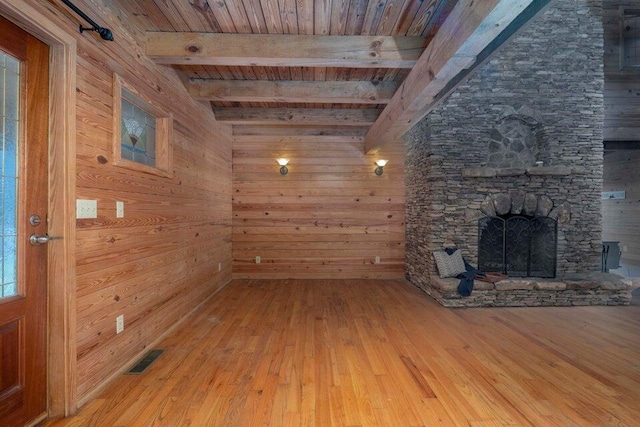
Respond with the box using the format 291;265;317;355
0;0;77;417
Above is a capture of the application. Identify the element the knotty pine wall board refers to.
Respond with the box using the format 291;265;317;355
603;1;640;141
232;134;405;279
602;149;640;262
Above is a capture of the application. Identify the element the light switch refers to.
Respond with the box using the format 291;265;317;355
76;199;97;219
116;201;124;218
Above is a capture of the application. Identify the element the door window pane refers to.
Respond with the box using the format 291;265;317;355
1;51;19;299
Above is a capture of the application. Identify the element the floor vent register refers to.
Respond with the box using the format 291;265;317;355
125;349;165;375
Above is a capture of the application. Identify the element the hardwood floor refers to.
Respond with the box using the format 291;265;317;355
43;279;640;426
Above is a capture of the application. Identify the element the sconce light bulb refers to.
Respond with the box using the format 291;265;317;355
276;158;289;166
374;159;388;175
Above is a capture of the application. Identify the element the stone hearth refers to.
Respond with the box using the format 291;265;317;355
430;273;636;308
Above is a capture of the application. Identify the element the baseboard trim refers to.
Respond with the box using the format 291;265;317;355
25;412;48;427
75;278;232;409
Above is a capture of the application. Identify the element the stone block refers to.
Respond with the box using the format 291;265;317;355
557;202;571;224
572;273;629;290
493;193;511;215
495;280;535;290
462;168;497;178
429;276;497;296
571;166;587;174
526;166;572;176
536;195;553;217
430;276;459;292
517;105;541;123
510;190;525;214
523;194;538;216
599;281;627;291
473;281;495;291
465;209;484;223
534;281;567;291
480;195;496;217
563;278;599;290
497;105;518;121
495;168;526;177
572;300;591;306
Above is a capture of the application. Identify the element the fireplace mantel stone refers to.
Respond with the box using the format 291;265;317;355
462;166;575;178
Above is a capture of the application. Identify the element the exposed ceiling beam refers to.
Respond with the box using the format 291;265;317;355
146;33;425;68
214;108;380;126
187;80;398;104
232;125;369;137
364;0;553;153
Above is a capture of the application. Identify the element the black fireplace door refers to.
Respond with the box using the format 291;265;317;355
478;215;557;278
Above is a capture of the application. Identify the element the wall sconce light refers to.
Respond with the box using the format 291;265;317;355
374;159;388;176
276;158;289;175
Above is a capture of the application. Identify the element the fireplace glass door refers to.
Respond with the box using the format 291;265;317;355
478;215;557;278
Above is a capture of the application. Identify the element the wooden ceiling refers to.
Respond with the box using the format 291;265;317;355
111;0;551;152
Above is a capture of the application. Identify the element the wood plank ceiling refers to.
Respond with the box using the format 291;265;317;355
111;0;551;151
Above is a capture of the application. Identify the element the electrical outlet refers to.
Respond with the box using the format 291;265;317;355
218;262;222;272
623;245;628;252
116;201;124;218
76;199;97;219
375;256;381;264
116;315;124;334
255;256;261;264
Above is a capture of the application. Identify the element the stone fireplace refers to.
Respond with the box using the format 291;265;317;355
403;0;635;307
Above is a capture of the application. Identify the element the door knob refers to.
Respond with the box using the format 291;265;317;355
29;234;61;246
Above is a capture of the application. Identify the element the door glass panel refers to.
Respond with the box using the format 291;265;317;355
1;51;19;299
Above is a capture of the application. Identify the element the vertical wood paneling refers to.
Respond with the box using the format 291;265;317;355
602;149;640;262
232;134;405;279
15;0;233;404
603;1;640;141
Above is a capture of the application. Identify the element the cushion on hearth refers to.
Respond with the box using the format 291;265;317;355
433;249;466;279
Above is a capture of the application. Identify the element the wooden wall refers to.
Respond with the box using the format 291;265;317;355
602;149;640;263
232;129;405;279
603;1;640;141
16;0;233;403
602;1;639;264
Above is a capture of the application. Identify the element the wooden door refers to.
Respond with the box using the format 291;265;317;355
0;15;49;427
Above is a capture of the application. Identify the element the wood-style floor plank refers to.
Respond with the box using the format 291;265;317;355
43;279;640;426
